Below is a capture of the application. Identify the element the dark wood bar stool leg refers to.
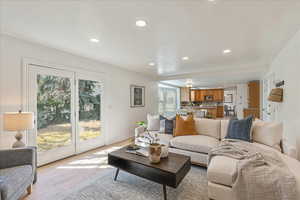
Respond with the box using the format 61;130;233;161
114;168;119;181
163;184;167;200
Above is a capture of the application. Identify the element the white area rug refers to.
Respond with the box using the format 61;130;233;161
63;166;208;200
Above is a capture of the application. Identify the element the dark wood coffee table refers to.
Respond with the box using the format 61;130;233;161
108;146;191;200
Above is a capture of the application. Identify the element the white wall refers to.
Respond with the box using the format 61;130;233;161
265;28;300;160
236;83;248;119
0;34;158;148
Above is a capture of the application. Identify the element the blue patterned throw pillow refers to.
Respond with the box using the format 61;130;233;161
160;115;176;135
225;115;253;142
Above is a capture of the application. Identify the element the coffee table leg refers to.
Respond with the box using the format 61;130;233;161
163;184;167;200
114;168;119;181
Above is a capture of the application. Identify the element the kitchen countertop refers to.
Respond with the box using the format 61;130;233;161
180;106;223;110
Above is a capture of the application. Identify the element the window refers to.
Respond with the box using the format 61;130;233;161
158;84;179;117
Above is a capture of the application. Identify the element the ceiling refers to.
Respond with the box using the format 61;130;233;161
160;66;262;88
1;0;300;84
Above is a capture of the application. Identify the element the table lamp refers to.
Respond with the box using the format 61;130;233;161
3;111;34;148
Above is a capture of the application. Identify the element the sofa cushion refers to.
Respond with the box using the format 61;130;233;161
194;118;221;140
252;120;283;151
170;135;219;154
208;155;238;186
225;116;253;142
173;115;197;137
0;165;33;199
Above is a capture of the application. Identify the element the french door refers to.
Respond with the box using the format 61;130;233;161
27;65;104;165
76;73;104;153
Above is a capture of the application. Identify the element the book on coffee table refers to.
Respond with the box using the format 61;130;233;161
126;148;149;157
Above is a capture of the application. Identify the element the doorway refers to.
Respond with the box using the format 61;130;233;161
26;64;105;165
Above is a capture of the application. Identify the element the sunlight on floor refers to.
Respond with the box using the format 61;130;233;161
55;146;122;170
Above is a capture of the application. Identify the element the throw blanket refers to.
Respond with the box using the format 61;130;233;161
209;139;296;200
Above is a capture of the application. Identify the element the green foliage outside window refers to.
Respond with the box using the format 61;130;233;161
37;75;101;129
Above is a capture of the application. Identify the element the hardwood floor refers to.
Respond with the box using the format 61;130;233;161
22;139;131;200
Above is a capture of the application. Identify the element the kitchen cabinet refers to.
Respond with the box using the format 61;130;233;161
216;106;224;118
213;89;224;102
197;90;204;101
190;90;195;101
248;81;260;108
191;89;224;102
244;81;260;119
244;108;260;119
191;90;203;101
180;87;190;102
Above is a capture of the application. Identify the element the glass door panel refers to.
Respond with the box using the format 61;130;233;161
28;65;76;166
77;76;104;153
37;74;72;152
79;80;102;141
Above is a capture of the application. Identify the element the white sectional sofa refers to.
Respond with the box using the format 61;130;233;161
135;118;300;200
136;118;236;166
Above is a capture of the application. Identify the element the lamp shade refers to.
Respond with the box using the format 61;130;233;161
268;88;283;102
3;112;34;131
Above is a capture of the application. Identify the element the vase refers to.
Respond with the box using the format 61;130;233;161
149;143;162;164
160;144;169;158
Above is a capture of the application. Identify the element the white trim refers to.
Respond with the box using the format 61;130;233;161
22;57;106;165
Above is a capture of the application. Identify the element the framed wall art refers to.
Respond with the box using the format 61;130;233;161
130;85;145;107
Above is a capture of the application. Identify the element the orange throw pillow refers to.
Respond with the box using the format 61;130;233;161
173;114;197;137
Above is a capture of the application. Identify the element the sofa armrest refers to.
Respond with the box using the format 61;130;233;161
0;147;37;184
135;126;146;138
283;146;297;159
281;140;297;159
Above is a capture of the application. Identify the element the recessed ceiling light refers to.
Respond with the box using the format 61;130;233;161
135;20;147;27
89;38;99;43
182;56;189;61
208;0;215;2
148;62;155;66
223;49;232;54
186;79;193;84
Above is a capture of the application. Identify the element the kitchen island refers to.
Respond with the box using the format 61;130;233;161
179;106;224;119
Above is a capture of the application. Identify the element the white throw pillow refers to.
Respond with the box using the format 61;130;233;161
252;121;283;151
147;114;160;131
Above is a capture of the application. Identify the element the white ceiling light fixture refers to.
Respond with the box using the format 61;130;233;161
186;83;193;88
89;38;99;43
135;20;147;27
223;49;232;54
148;62;155;66
182;56;189;61
186;79;193;87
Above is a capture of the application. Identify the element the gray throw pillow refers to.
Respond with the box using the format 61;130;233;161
225;116;253;142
